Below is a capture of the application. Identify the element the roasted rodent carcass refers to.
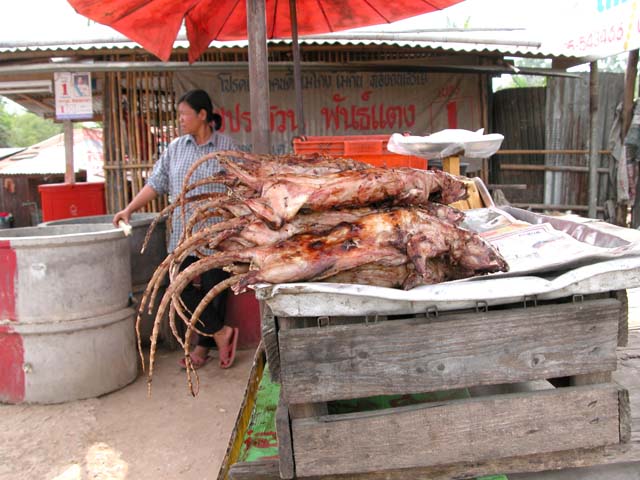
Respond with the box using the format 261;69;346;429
221;158;468;228
170;206;507;296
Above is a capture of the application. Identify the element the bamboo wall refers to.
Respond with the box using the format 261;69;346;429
103;69;176;214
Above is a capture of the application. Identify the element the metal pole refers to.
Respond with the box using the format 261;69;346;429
64;120;75;184
247;0;271;154
588;61;599;219
289;0;305;135
0;62;582;77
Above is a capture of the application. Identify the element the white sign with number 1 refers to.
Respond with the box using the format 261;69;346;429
54;72;93;121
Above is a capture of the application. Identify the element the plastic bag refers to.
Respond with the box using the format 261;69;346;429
387;128;504;160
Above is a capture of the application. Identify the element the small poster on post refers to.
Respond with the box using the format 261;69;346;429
54;72;93;120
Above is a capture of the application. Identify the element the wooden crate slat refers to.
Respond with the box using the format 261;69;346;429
259;301;281;383
280;298;620;404
292;383;626;477
613;290;629;347
276;395;295;479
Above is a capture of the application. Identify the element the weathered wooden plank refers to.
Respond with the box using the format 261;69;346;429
276;396;295;479
280;299;620;404
228;459;280;480
293;444;639;480
613;290;629;347
259;302;280;383
292;384;624;477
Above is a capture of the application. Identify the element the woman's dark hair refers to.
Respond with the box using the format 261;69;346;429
211;112;222;131
178;89;222;130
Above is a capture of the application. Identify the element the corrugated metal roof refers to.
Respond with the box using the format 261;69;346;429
0;35;584;60
0;146;81;175
0;128;103;179
0;147;25;160
302;38;566;58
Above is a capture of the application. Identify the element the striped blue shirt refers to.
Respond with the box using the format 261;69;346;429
148;131;238;253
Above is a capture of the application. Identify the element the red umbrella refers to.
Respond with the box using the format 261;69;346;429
67;0;464;63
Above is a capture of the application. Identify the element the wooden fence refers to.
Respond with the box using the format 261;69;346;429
493;149;614;215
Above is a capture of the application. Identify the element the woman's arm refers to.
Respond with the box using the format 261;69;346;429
113;140;173;226
112;184;159;225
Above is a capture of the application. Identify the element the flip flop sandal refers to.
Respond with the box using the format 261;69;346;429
179;353;212;370
219;327;239;369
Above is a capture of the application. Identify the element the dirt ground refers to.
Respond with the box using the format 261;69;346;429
0;345;255;480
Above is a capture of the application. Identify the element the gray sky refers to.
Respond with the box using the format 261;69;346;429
1;0;554;43
2;0;122;43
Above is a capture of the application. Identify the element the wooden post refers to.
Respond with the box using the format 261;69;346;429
289;0;305;135
619;50;638;226
623;50;639;136
588;61;599;219
247;0;271;154
480;66;491;183
64;120;75;184
442;155;460;175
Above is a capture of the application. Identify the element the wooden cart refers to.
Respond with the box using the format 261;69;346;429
217;180;638;479
217;283;635;480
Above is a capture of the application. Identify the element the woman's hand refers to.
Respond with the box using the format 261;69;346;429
112;209;131;227
111;185;159;227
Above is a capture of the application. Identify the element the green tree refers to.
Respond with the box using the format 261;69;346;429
494;58;550;92
0;99;13;147
0;96;64;147
9;112;63;147
598;52;626;73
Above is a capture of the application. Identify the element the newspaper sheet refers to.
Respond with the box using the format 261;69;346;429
462;207;640;277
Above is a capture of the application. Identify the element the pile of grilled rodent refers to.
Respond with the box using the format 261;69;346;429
137;151;508;393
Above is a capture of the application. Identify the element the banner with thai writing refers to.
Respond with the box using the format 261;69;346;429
540;0;640;58
174;69;482;154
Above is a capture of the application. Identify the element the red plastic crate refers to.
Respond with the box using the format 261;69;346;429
38;182;106;222
292;135;427;169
